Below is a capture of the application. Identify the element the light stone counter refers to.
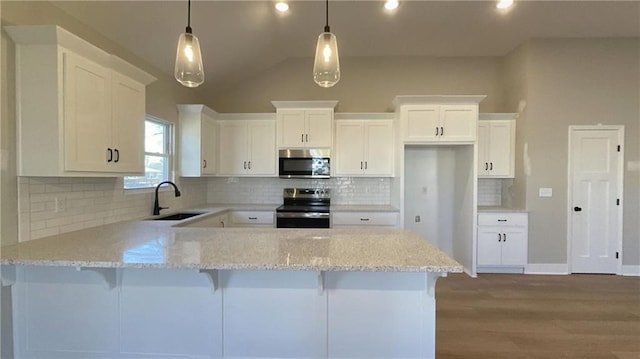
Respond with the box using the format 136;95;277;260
330;204;399;212
478;206;528;213
0;219;462;273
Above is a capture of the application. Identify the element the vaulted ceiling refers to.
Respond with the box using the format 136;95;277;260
50;1;640;97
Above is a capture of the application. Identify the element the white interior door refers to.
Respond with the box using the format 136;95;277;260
569;127;623;274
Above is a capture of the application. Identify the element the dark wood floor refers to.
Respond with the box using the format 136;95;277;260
436;273;640;359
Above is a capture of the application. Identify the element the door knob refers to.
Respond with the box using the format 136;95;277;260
574;206;582;212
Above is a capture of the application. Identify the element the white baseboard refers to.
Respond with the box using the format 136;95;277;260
621;265;640;276
524;263;569;275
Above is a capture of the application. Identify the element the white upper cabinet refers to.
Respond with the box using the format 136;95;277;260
394;96;485;144
178;105;218;177
478;114;516;178
217;115;277;177
334;115;394;177
272;101;337;149
6;25;155;177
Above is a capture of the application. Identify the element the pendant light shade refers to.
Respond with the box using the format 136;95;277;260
175;0;204;88
313;0;340;87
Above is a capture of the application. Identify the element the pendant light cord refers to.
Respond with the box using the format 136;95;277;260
324;0;330;32
186;0;193;34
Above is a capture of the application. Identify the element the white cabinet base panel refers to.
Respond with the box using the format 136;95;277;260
10;266;444;359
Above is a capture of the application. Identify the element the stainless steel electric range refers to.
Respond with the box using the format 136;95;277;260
275;188;330;228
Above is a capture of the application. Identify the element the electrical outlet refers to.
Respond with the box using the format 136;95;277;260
54;197;66;212
415;215;421;223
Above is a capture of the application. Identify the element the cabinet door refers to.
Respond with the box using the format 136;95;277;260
500;229;527;266
218;121;248;175
305;110;333;148
477;228;502;266
63;52;112;172
477;122;490;176
201;116;217;175
401;106;439;142
277;110;306;148
111;72;145;174
486;121;514;177
440;105;477;142
248;121;276;176
364;121;394;176
335;121;365;176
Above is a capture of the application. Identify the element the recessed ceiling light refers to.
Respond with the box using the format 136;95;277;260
384;0;399;11
275;1;289;12
496;0;514;10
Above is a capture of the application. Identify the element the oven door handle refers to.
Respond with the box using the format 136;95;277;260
276;212;330;219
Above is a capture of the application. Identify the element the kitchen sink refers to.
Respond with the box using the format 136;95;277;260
152;212;206;221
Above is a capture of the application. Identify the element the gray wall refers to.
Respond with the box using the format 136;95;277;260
522;39;640;266
212;56;503;113
0;1;207;246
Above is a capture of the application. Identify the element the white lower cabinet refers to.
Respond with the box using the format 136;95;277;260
229;211;275;228
477;212;528;272
332;211;399;228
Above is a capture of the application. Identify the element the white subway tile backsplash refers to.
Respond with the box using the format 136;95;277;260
20;174;491;242
207;177;391;205
18;176;209;242
478;179;502;206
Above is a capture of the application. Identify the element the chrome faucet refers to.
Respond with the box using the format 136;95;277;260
153;181;181;215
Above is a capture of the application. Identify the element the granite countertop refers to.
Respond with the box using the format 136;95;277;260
477;206;528;213
330;205;399;212
0;218;462;273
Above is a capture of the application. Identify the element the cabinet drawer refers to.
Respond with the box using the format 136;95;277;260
230;211;274;225
478;213;527;226
332;212;399;227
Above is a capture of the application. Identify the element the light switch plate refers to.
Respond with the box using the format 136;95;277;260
539;187;553;197
627;161;640;172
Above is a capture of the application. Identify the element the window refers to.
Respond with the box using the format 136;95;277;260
124;117;172;189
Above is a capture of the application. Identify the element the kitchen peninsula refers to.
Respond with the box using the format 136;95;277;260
1;212;462;359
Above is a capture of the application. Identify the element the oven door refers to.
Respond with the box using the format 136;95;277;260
276;212;330;228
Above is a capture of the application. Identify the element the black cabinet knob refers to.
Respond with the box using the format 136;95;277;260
574;206;582;212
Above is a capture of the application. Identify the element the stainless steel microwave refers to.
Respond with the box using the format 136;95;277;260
279;149;330;178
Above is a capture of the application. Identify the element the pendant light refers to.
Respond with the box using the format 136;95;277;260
313;0;340;88
175;0;205;88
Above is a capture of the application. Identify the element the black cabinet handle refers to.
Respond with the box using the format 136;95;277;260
107;148;113;162
497;219;507;222
503;233;507;242
248;161;252;170
361;161;363;170
203;159;207;168
440;126;444;136
301;134;304;143
489;162;493;171
306;134;309;142
243;161;247;169
365;161;368;170
114;149;119;163
360;218;370;221
574;207;582;212
498;233;502;242
435;127;439;136
485;162;488;170
248;217;258;220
